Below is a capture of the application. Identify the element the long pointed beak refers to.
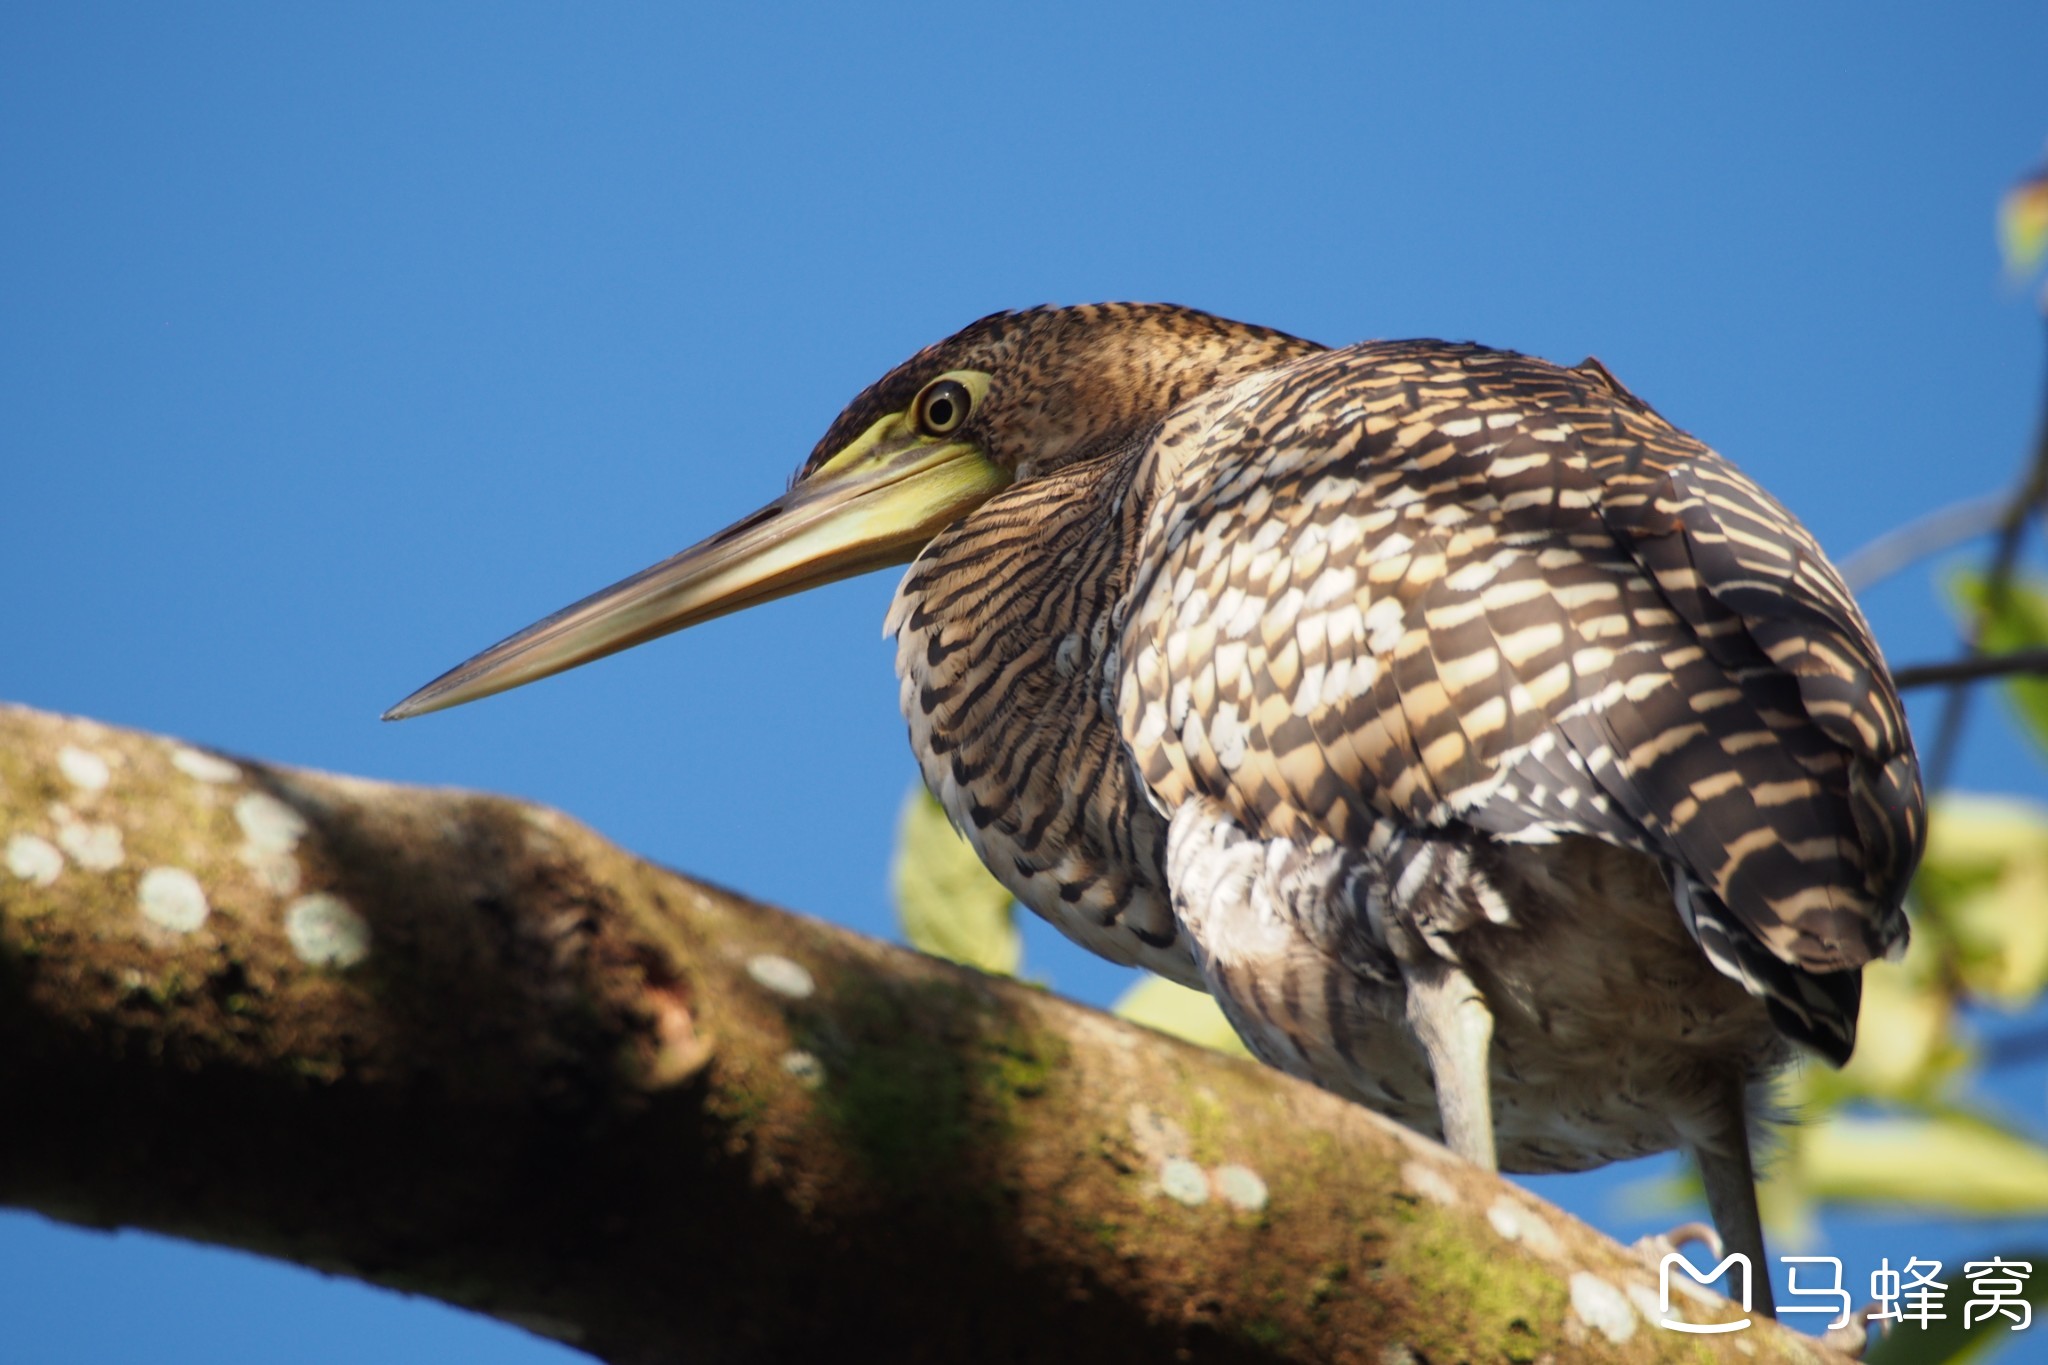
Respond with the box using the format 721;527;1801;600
383;431;1007;720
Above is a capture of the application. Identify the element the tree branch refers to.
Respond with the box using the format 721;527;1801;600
1926;326;2048;790
0;702;1829;1362
1892;648;2048;690
1838;491;2010;593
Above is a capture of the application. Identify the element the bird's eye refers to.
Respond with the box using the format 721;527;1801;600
915;379;973;436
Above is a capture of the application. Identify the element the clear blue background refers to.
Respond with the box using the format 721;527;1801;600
5;3;2048;1360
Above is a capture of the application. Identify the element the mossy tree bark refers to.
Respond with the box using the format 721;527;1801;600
0;701;1840;1363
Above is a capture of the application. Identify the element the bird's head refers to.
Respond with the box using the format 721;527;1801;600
384;303;1319;720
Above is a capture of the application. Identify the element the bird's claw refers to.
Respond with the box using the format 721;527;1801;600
1631;1220;1723;1266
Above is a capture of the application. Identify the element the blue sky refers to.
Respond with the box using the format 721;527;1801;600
4;4;2048;1360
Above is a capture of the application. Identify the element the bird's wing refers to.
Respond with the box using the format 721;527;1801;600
1116;341;1920;1055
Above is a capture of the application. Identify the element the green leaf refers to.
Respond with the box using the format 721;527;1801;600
1834;962;1956;1100
1112;975;1253;1057
1799;1113;2048;1215
1863;1247;2048;1365
1917;795;2048;1004
1920;795;2048;887
891;785;1021;977
1946;573;2048;755
1949;857;2048;1005
1999;162;2048;281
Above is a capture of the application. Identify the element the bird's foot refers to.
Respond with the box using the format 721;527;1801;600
1630;1220;1722;1267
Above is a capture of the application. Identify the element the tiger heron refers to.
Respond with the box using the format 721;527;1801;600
388;304;1924;1313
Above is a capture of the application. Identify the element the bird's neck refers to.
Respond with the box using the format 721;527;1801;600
885;446;1199;984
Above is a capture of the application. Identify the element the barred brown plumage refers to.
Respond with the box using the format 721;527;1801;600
1118;341;1918;1062
390;302;1926;1319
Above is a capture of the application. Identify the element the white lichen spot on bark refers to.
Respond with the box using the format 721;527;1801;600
518;806;566;857
57;744;111;793
1158;1157;1209;1206
6;833;64;886
138;867;210;933
1213;1163;1268;1212
54;812;124;871
1486;1195;1564;1260
1625;1280;1667;1327
746;954;815;999
519;807;566;834
171;746;242;784
781;1049;826;1088
235;791;308;894
235;791;306;845
1568;1271;1639;1344
1399;1159;1460;1207
284;893;371;968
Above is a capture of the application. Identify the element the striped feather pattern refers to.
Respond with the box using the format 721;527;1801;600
854;305;1921;1174
889;445;1200;986
1118;341;1921;1061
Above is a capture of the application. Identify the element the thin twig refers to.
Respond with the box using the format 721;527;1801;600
1838;493;2011;593
1926;332;2048;792
1893;648;2048;690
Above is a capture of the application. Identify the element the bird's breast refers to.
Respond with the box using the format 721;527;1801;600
885;456;1200;987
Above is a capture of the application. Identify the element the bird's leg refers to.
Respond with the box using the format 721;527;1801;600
1693;1073;1776;1320
1695;1144;1774;1318
1403;959;1497;1170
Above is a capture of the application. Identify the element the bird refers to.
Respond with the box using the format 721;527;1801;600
387;303;1924;1315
